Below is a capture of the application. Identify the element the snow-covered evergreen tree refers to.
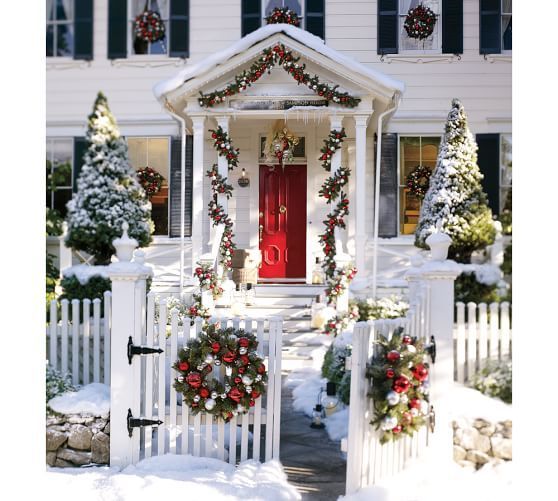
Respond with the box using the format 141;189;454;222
415;99;495;262
65;92;153;264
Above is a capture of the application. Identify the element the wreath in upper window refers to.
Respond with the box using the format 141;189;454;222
134;10;166;43
137;166;164;197
406;165;432;199
265;7;301;27
404;4;437;41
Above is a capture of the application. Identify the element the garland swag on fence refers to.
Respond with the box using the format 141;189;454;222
198;44;361;109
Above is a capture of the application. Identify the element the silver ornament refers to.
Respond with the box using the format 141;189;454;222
400;394;409;404
193;395;200;403
221;393;227;399
255;375;262;382
204;398;216;411
211;391;218;400
410;408;419;417
177;376;184;383
386;391;400;406
197;364;204;371
230;334;238;341
237;404;245;413
204;353;214;364
241;374;253;386
381;416;398;431
225;385;231;392
406;344;417;353
225;366;232;377
239;347;248;355
245;386;252;394
214;359;221;366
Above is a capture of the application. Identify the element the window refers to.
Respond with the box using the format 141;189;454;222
46;0;74;57
127;137;170;235
501;0;512;51
46;138;73;217
399;136;441;235
500;134;512;213
399;0;441;52
130;0;169;55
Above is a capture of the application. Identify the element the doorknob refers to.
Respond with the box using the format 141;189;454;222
259;211;263;218
279;204;287;214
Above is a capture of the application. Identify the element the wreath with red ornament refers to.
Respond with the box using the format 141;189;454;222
366;329;434;443
137;166;165;197
405;165;432;199
265;7;301;27
173;324;268;422
404;4;437;41
134;10;166;43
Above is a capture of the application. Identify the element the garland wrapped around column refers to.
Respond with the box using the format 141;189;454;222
318;128;357;328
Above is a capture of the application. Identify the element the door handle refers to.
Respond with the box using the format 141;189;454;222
259;224;263;243
279;204;287;214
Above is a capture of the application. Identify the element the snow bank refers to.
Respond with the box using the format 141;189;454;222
48;383;110;416
62;264;110;284
46;455;301;501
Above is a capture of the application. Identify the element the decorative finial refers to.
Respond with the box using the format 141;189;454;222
426;227;452;261
112;221;138;262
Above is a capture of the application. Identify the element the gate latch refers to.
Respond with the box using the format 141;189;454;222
426;335;436;364
127;336;163;365
127;408;163;437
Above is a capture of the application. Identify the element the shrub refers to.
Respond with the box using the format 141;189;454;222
60;274;112;303
321;343;352;405
46;364;76;413
454;272;500;304
501;244;512;276
471;360;512;404
351;295;409;322
46;253;59;317
46;208;64;236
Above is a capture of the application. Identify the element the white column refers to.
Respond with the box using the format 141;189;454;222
216;116;231;217
353;115;370;278
191;115;206;275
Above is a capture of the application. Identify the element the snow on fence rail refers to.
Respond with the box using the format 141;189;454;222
46;292;111;386
453;301;512;384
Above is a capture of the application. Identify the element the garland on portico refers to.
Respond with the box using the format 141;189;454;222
198;44;361;109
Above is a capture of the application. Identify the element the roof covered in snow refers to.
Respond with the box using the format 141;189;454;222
153;24;404;105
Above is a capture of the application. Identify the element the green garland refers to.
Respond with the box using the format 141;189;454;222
199;44;361;109
173;324;268;422
366;329;432;444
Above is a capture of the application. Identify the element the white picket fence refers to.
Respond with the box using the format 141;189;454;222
46;292;112;386
454;301;512;383
135;292;283;464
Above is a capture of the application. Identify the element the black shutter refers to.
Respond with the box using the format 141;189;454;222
241;0;261;37
377;0;398;55
169;137;193;238
170;0;190;57
73;137;88;192
376;133;399;238
476;133;500;214
108;0;127;59
306;0;325;40
479;0;501;54
74;0;94;60
442;0;463;54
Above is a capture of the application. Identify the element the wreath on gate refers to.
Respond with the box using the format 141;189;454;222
406;165;432;199
134;10;166;43
137;167;164;197
173;324;268;422
365;329;432;444
265;7;301;27
404;4;437;41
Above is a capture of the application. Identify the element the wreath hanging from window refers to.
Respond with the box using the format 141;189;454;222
134;10;166;43
406;165;432;199
173;324;268;422
137;166;164;197
404;4;437;41
265;7;301;27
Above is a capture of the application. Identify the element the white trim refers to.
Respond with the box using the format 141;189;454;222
482;54;512;63
46;59;91;70
110;57;186;68
380;54;458;64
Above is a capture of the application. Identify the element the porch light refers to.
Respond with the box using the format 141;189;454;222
238;168;250;187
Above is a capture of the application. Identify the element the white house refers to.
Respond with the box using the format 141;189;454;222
46;0;512;292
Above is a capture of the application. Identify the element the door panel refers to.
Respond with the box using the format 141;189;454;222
259;164;306;279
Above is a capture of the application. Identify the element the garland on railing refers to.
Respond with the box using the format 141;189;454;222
194;263;224;300
198;44;361;109
323;304;359;336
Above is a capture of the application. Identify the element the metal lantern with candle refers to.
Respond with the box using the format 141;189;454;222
321;382;340;417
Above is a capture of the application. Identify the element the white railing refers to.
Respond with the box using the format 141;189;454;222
46;292;112;386
454;301;512;383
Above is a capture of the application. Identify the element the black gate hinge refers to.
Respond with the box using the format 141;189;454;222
127;336;164;364
426;335;436;364
127;408;163;437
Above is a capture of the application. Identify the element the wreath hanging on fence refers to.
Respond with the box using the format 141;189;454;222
366;329;433;443
137;167;164;197
405;165;432;199
404;4;437;41
134;10;166;43
173;324;267;422
265;7;301;27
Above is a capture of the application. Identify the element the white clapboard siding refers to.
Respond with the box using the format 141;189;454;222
453;302;513;384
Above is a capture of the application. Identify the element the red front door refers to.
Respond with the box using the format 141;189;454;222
259;164;307;279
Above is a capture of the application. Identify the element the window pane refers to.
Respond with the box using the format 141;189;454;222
57;24;74;56
399;0;440;51
502;16;512;50
284;0;302;15
132;0;168;55
46;25;54;56
56;0;72;21
47;0;56;20
502;0;512;14
53;188;72;217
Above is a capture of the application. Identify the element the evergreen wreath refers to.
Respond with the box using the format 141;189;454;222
405;165;432;199
136;166;164;197
265;7;300;26
199;44;360;108
404;4;437;41
366;329;433;444
173;324;268;422
134;10;166;43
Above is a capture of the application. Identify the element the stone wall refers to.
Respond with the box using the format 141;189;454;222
453;417;512;469
46;412;110;467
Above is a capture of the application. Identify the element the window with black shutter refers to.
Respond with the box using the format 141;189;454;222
108;0;128;58
479;0;502;54
169;137;193;238
375;133;399;238
72;137;87;193
398;0;442;53
46;0;93;59
476;133;501;214
442;0;463;54
306;0;325;40
46;138;76;218
242;0;262;37
377;0;398;55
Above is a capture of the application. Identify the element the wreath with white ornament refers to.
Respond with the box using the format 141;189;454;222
405;165;432;199
404;4;437;41
136;166;164;197
265;7;301;27
134;10;166;43
366;329;433;444
173;324;268;422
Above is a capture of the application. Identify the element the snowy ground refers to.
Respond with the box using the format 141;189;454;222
45;455;301;501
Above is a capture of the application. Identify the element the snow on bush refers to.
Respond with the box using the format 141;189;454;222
471;361;512;404
48;383;110;416
351;295;409;322
46;364;76;412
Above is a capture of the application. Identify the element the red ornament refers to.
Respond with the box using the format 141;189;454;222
240;355;250;366
412;364;429;382
211;342;221;353
239;337;250;348
200;388;209;398
238;367;246;374
178;361;189;372
229;387;244;403
223;351;236;363
393;375;410;394
392;425;402;434
251;390;260;399
234;377;242;384
257;364;266;374
409;398;421;409
386;350;401;363
186;372;202;389
249;400;255;407
386;368;395;379
402;412;413;425
402;335;412;345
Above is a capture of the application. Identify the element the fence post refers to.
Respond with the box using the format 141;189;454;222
59;222;73;276
107;222;153;468
418;231;461;463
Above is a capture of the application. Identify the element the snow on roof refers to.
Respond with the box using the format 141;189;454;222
153;24;404;100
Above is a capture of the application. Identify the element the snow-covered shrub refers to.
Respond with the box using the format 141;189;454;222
46;364;76;413
351;295;409;322
65;92;153;264
322;343;351;405
46;253;59;316
454;273;499;304
502;244;512;276
415;99;495;263
46;208;64;236
60;274;112;303
471;361;512;404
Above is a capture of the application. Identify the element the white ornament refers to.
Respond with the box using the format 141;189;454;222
241;374;253;386
400;394;409;404
239;347;247;355
386;391;400;406
225;366;232;376
177;376;184;383
204;353;214;364
255;375;262;382
245;386;252;394
193;395;200;403
406;344;417;353
410;408;419;417
204;398;216;411
381;416;398;431
237;405;245;413
221;393;227;399
420;400;429;415
214;359;221;366
197;364;204;371
230;334;238;341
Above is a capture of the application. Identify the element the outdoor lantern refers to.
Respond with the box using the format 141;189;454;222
238;168;250;187
245;283;256;306
231;284;247;317
311;257;325;284
321;382;340;417
310;404;325;429
310;295;326;330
